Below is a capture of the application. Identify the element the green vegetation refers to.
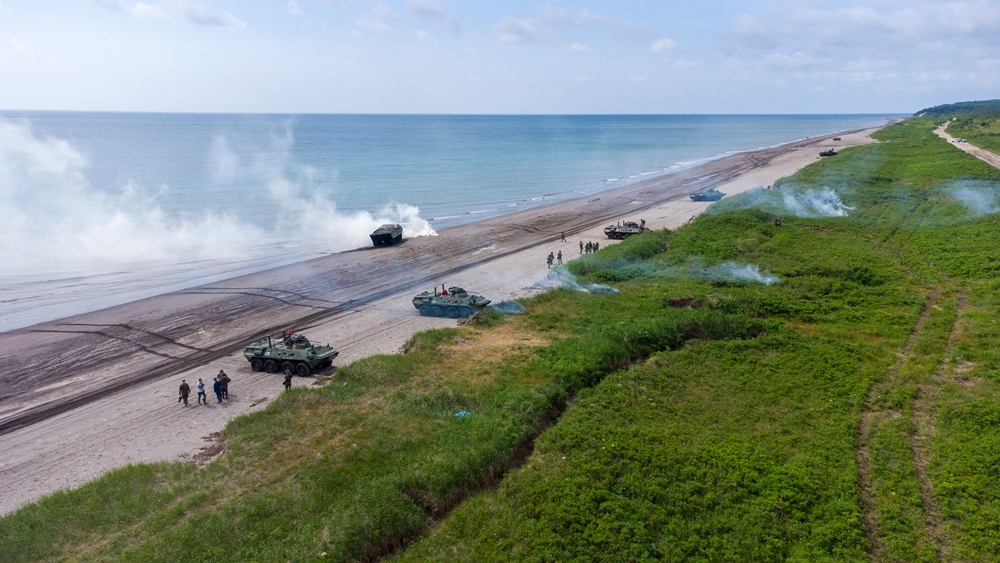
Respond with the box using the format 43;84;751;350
918;99;1000;118
948;115;1000;154
5;109;1000;562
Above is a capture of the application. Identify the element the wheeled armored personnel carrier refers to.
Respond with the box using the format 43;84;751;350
244;332;338;376
819;149;838;157
370;224;403;246
604;219;650;240
690;188;725;202
413;285;491;318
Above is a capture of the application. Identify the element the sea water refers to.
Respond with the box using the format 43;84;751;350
0;112;898;330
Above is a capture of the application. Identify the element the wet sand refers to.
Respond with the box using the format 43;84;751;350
0;127;880;515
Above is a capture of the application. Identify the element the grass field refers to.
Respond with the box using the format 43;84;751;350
4;113;1000;562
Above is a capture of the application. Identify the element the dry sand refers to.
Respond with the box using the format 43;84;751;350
0;127;880;515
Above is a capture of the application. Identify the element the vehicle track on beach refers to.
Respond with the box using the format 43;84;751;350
0;133;845;437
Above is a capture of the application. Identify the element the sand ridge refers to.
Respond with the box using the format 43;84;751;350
0;127;879;515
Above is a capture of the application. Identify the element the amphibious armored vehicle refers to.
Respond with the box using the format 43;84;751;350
690;188;725;202
244;332;338;376
370;224;403;246
819;149;838;157
413;285;491;318
604;220;650;239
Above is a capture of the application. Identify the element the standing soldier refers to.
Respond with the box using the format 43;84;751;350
560;231;567;242
218;370;230;400
557;250;563;265
546;252;555;269
178;380;190;406
283;370;293;391
579;240;584;254
213;377;223;404
594;241;599;252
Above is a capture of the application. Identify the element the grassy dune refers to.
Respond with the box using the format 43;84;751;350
5;114;1000;562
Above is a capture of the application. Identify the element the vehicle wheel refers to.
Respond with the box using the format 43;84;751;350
459;307;473;318
281;361;294;374
446;307;460;319
250;359;264;372
432;305;445;317
264;359;278;373
419;304;432;316
296;362;312;377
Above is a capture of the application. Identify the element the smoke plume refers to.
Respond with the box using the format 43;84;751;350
535;268;621;294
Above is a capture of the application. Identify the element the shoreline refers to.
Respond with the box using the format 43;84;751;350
0;125;883;515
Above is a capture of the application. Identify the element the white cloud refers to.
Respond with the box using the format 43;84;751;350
351;28;363;38
466;75;482;82
492;17;558;44
12;38;29;52
287;1;304;16
569;43;589;52
415;29;432;40
0;1;10;16
405;0;461;34
356;3;401;31
538;6;655;41
131;1;245;28
650;38;677;53
81;0;126;11
568;74;588;82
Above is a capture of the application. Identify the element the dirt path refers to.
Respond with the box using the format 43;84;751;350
855;291;937;560
0;128;880;516
909;289;967;562
934;125;1000;171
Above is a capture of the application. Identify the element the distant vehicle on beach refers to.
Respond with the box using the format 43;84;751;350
244;332;338;376
819;149;838;157
370;224;403;246
833;137;842;141
690;189;725;202
413;285;491;318
604;220;650;239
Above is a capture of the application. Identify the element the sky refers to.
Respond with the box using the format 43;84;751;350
0;0;997;114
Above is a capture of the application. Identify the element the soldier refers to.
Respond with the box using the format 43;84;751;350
178;380;190;406
585;241;592;254
560;231;567;242
213;377;223;404
218;370;230;400
557;250;563;265
594;241;599;252
546;252;554;269
283;370;293;391
579;240;584;254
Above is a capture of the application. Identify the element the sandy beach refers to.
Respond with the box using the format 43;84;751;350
0;126;880;515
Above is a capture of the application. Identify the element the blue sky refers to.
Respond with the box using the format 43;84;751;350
0;0;997;113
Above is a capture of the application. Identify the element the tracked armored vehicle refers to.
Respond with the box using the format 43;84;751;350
244;332;338;376
604;220;650;240
690;188;725;202
370;224;403;246
413;285;491;318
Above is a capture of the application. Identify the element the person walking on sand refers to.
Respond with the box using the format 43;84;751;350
557;250;563;265
178;380;190;406
579;240;584;254
213;377;223;404
196;378;207;405
594;241;599;252
560;231;566;243
283;370;293;391
546;252;554;269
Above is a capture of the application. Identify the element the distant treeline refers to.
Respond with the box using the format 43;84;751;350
917;99;1000;117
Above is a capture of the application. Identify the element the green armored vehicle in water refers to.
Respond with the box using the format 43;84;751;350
244;331;338;376
413;285;491;318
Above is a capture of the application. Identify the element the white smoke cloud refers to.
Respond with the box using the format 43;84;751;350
781;187;854;217
701;263;781;285
0;118;435;280
951;184;1000;216
534;268;620;294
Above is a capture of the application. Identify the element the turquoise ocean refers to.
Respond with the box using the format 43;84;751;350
0;112;898;330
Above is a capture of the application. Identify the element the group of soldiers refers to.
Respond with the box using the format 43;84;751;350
177;370;231;406
580;240;599;254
